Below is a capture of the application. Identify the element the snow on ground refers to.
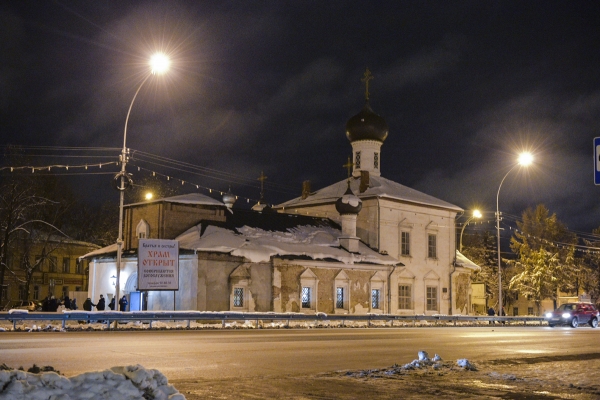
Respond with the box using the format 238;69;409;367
0;364;184;400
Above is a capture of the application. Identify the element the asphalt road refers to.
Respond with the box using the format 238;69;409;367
1;326;598;381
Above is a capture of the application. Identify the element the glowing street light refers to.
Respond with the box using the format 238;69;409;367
496;152;533;314
114;53;170;313
459;209;482;252
145;192;153;201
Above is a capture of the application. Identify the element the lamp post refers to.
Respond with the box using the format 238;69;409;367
114;53;170;311
459;209;482;252
496;152;533;314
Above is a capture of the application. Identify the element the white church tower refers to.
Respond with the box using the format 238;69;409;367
345;68;388;178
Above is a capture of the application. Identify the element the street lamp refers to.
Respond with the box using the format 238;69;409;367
496;152;533;314
114;53;170;312
459;209;482;252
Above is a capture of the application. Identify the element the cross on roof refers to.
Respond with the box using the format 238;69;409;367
257;171;267;202
361;67;373;101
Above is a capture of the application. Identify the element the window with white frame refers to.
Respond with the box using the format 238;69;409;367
370;271;386;312
229;264;251;311
401;231;410;256
136;219;150;239
300;268;318;312
427;234;437;259
426;286;438;311
398;284;412;310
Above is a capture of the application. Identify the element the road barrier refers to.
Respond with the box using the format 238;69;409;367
0;310;546;331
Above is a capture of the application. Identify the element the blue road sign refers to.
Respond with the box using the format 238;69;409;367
595;137;600;185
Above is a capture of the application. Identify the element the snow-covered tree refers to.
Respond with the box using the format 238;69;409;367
508;204;578;311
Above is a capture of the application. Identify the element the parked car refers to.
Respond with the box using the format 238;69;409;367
12;300;42;312
545;302;599;328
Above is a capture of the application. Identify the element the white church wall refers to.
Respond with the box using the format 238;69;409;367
88;258;137;305
146;255;198;311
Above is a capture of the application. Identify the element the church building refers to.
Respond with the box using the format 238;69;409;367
84;70;479;315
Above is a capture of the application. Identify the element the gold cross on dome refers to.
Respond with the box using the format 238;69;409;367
257;171;267;200
361;68;373;101
343;156;354;179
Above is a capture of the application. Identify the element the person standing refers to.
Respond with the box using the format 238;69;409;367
119;295;128;312
108;297;115;311
83;298;93;311
95;294;106;311
71;298;78;310
487;306;495;325
63;296;71;310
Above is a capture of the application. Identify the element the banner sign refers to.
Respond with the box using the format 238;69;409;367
138;239;179;291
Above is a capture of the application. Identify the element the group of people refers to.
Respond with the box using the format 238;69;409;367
41;295;77;312
82;294;128;312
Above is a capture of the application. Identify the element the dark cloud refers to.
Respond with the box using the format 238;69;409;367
3;0;600;233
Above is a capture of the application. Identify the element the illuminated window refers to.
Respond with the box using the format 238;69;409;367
371;289;380;309
233;288;244;307
302;287;312;308
336;287;344;309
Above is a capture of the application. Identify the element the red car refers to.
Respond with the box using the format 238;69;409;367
545;302;599;328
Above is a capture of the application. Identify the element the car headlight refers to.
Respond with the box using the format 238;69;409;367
562;313;571;319
545;312;553;318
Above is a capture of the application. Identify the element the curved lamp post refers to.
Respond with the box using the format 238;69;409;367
496;152;533;313
459;209;482;252
114;53;170;311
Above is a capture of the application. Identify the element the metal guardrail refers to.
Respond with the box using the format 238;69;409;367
0;310;546;330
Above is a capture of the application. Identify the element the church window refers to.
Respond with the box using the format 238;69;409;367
355;151;361;169
336;287;344;309
233;288;244;307
301;287;312;308
334;270;350;313
374;152;379;169
426;286;438;311
398;284;412;309
136;219;150;239
371;289;381;309
300;269;318;312
427;234;437;259
401;231;410;256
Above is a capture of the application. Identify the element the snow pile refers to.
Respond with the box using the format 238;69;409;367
0;364;184;400
344;351;476;378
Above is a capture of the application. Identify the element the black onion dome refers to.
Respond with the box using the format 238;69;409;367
345;102;389;142
335;186;362;215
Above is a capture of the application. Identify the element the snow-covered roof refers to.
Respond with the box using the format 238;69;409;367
126;193;224;208
81;243;117;259
275;175;462;212
455;251;481;271
177;223;399;265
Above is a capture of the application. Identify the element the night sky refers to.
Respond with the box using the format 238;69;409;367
2;1;600;236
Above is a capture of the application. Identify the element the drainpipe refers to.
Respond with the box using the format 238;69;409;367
376;198;381;251
388;265;396;314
